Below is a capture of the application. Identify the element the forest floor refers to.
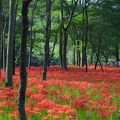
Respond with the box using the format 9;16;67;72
0;65;120;120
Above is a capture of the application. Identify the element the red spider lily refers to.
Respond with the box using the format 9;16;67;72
73;98;87;110
0;65;120;119
60;95;71;101
40;88;48;95
30;93;45;101
0;101;7;108
9;111;19;117
49;89;59;95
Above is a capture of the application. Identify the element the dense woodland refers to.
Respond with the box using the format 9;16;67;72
0;0;120;120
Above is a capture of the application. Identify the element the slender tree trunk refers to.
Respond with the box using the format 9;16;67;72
82;8;85;67
13;0;19;75
0;0;2;75
59;0;64;68
59;22;63;67
90;47;94;65
77;51;78;66
0;37;3;70
2;0;6;71
79;51;81;66
90;32;104;72
93;45;104;72
42;0;51;80
102;52;108;64
6;0;15;87
62;28;68;70
28;17;33;68
115;40;119;61
28;0;37;68
50;33;57;62
77;50;81;66
73;39;75;65
89;29;94;65
61;0;78;69
18;0;31;120
2;32;6;72
84;1;88;72
76;40;81;66
94;38;102;70
46;0;51;67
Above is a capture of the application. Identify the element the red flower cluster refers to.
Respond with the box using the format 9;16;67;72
0;66;120;119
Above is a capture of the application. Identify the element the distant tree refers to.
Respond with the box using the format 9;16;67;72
28;0;38;68
61;0;79;70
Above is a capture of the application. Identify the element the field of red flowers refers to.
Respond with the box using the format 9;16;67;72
0;66;120;120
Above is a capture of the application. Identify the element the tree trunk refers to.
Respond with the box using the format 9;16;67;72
59;22;63;67
2;42;7;71
60;0;78;69
62;28;68;70
13;0;19;75
0;0;2;75
28;17;33;68
77;50;81;66
73;39;75;66
59;0;64;68
82;8;85;67
6;0;15;87
28;0;37;68
115;40;119;61
18;0;31;120
84;1;88;72
89;30;94;65
2;0;6;71
102;52;108;64
94;38;102;70
42;0;51;80
50;33;57;62
90;47;94;65
76;40;81;66
89;31;104;72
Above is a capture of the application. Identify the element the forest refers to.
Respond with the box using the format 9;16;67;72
0;0;120;120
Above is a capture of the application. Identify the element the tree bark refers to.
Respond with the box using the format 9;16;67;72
73;39;75;65
42;0;51;80
28;17;33;68
90;47;94;65
2;0;6;71
59;19;63;67
115;40;119;61
84;0;88;72
82;8;85;67
62;28;68;69
28;0;37;68
89;32;104;72
94;37;102;70
77;49;81;66
6;0;15;87
0;0;2;76
50;33;57;62
59;0;64;68
13;0;19;75
2;24;7;72
17;0;31;120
